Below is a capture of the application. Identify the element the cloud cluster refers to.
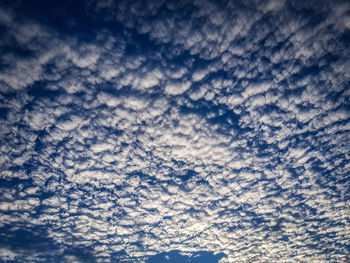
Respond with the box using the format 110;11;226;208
0;0;350;262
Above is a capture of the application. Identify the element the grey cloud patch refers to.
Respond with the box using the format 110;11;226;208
0;0;350;262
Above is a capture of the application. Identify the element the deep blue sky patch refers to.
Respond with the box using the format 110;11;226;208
0;0;350;262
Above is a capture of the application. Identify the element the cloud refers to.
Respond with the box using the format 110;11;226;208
0;0;349;262
164;80;191;95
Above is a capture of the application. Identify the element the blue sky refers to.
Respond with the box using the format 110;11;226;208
0;0;349;262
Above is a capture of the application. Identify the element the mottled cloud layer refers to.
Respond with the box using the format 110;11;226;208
0;0;350;262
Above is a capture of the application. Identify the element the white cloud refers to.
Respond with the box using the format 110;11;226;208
0;248;17;262
164;80;191;95
0;0;349;262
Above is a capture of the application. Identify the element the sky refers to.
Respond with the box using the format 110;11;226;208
0;0;349;262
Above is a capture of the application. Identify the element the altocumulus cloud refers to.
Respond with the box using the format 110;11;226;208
0;0;350;262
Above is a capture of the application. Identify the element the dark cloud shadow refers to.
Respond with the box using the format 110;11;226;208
146;250;225;263
0;223;96;263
